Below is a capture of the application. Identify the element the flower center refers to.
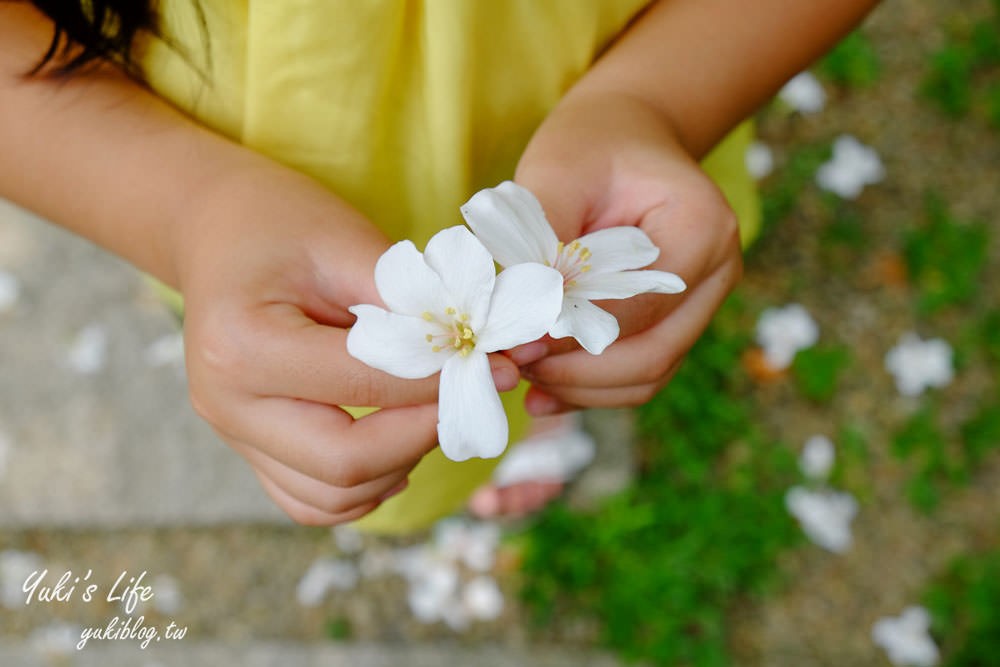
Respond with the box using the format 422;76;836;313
423;307;477;357
549;240;592;287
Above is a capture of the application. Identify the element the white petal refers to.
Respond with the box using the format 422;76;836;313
374;240;448;317
460;181;559;267
347;305;446;379
476;263;563;352
423;226;496;328
571;269;686;300
437;353;508;461
549;297;620;355
576;226;661;274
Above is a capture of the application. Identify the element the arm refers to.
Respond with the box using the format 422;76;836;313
513;0;879;413
0;4;522;524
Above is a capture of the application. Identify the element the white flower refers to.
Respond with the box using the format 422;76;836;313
815;134;885;199
460;181;686;355
785;486;858;553
872;606;940;667
347;226;564;461
778;72;826;114
406;559;460;624
144;332;185;368
799;434;835;481
296;557;360;607
462;575;504;621
151;574;184;615
331;525;364;555
433;518;501;572
745;141;775;180
0;270;20;314
885;333;954;397
67;323;108;374
755;303;819;370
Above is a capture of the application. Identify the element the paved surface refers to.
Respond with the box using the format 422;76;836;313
0;198;284;527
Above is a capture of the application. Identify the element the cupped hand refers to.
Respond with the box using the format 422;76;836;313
511;90;743;415
172;162;520;524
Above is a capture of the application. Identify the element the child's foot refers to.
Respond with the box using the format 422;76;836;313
468;414;596;519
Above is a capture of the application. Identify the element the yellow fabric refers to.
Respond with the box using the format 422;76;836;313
142;0;759;534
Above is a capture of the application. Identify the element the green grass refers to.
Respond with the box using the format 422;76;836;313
758;143;831;239
791;345;852;404
921;6;1000;128
902;194;989;314
518;299;798;666
924;548;1000;666
819;30;881;88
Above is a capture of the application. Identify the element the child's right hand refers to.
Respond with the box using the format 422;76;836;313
171;163;520;525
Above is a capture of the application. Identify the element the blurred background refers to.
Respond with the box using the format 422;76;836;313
1;1;998;665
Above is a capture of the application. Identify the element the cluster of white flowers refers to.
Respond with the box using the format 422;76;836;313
755;303;820;370
816;134;886;200
872;606;940;666
884;333;954;397
296;557;361;607
348;181;686;461
785;434;858;553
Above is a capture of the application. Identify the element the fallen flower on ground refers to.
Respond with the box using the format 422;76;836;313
347;226;563;461
884;332;954;397
460;181;686;355
745;141;775;180
785;486;858;553
296;557;360;607
815;134;885;199
872;606;940;667
799;434;835;481
755;303;819;370
778;71;826;114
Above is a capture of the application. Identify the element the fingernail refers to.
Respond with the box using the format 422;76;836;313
491;365;520;391
378;478;409;502
508;341;549;366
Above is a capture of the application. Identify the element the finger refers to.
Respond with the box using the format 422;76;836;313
200;393;440;487
523;262;738;389
253;467;381;527
194;303;521;407
232;439;413;516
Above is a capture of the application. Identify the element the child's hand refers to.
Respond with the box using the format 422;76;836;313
173;165;520;524
511;90;743;414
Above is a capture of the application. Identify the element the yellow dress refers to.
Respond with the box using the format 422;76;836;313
142;0;760;534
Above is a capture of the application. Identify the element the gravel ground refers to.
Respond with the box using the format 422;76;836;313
1;0;998;665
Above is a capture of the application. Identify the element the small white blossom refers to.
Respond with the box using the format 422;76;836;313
778;72;826;114
144;332;185;368
491;423;596;488
872;606;940;667
348;226;564;461
755;303;819;370
462;575;504;621
406;559;460;624
461;181;686;355
67;323;108;374
885;333;954;397
433;519;501;572
0;270;20;314
816;134;885;199
151;574;184;615
295;557;360;607
331;525;364;555
0;549;44;609
799;434;835;480
745;141;775;180
785;486;858;553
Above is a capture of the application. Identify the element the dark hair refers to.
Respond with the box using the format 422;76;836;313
26;0;158;76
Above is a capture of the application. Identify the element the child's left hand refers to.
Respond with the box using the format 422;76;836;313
510;89;743;415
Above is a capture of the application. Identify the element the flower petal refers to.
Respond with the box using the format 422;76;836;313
423;226;496;328
346;305;447;379
460;181;559;267
549;297;620;355
476;263;564;352
571;269;686;300
374;240;449;317
576;226;661;274
437;352;508;461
